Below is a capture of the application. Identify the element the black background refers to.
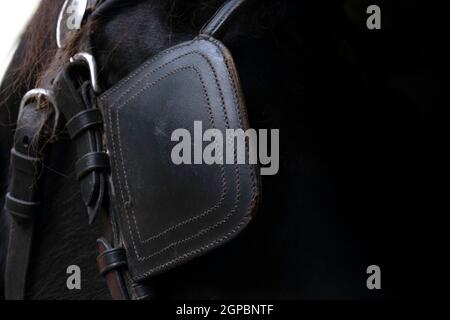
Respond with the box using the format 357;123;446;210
277;0;444;298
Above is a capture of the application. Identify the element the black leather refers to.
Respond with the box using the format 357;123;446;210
66;109;103;139
53;63;109;224
97;238;130;300
132;283;156;300
99;35;260;282
98;247;127;276
5;194;40;221
4;103;50;300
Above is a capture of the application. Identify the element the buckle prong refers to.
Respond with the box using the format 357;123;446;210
70;52;101;94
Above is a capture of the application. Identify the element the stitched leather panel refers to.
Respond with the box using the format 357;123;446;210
99;36;260;281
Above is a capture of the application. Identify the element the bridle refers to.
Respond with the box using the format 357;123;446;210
4;0;257;300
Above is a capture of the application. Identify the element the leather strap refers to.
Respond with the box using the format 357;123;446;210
200;0;253;38
5;194;40;221
5;221;35;300
76;152;109;181
98;247;127;275
132;283;157;301
66;109;103;139
4;103;50;300
54;62;109;224
97;238;130;300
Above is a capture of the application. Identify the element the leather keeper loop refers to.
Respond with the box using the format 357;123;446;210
75;152;109;181
98;248;128;276
66;109;103;140
11;148;41;175
133;283;156;300
5;193;40;221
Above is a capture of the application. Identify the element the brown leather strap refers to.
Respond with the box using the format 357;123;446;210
97;238;130;300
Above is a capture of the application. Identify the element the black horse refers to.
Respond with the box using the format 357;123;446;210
0;0;442;300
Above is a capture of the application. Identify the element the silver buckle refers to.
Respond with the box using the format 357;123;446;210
19;89;60;138
70;52;101;94
56;0;88;49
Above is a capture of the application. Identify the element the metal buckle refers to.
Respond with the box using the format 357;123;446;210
70;52;101;94
19;89;60;138
56;0;88;49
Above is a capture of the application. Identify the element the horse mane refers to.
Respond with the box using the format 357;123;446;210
1;1;57;103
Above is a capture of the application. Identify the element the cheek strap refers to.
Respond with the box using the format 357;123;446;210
200;0;254;38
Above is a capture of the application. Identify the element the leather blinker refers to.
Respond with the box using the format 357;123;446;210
99;36;260;282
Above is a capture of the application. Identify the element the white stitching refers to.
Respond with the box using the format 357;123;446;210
135;218;251;279
100;41;196;101
114;63;241;261
107;49;235;244
102;38;257;278
116;66;227;245
133;40;257;278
